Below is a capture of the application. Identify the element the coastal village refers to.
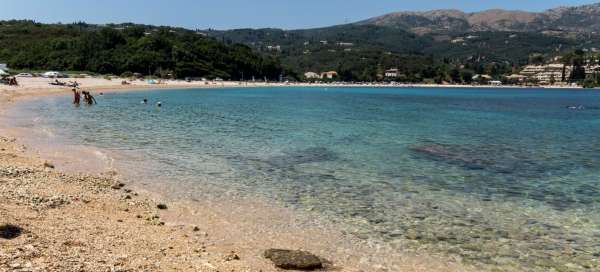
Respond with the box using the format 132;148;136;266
3;51;600;88
1;63;595;87
301;61;597;87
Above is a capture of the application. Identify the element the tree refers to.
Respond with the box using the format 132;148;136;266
449;68;461;83
528;53;545;65
570;65;586;82
461;70;474;84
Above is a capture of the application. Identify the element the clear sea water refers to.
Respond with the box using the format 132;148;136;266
8;87;600;271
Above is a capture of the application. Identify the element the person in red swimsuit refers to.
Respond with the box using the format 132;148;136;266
72;89;81;105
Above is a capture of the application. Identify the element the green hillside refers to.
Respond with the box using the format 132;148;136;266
0;20;282;80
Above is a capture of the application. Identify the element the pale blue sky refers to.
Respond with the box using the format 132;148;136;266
0;0;598;30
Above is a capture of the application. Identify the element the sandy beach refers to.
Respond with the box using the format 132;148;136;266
0;77;475;271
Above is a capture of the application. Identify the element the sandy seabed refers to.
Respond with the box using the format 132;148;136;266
0;77;474;271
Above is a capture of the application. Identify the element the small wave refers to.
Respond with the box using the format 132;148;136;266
93;150;115;169
40;127;55;137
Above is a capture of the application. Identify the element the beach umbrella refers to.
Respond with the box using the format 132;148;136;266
0;69;8;76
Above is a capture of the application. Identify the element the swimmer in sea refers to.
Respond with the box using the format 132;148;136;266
82;91;97;105
141;98;148;104
156;101;162;108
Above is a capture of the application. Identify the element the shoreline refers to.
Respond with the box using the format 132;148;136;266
0;78;474;271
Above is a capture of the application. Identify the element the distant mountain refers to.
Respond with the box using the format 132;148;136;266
357;3;600;35
205;2;600;81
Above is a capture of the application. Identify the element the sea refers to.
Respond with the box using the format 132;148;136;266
5;87;600;271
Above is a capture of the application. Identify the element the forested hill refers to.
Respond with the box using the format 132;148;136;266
0;20;282;80
209;24;585;81
208;2;600;82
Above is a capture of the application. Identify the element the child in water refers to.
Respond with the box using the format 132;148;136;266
82;91;97;105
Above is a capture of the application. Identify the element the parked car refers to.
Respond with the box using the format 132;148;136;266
42;71;64;78
16;73;33;77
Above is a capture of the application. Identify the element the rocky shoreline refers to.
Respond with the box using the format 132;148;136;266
0;136;241;271
0;133;340;271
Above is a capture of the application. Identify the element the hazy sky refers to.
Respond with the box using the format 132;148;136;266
0;0;598;30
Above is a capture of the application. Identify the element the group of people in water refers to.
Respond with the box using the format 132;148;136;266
72;88;163;108
72;88;97;106
141;98;162;107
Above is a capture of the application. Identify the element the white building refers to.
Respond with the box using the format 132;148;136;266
472;74;492;81
304;72;320;79
266;45;281;52
520;64;571;83
505;74;527;82
321;71;338;79
585;65;600;76
336;42;354;47
385;69;399;78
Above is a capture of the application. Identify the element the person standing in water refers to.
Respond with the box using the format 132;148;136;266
72;89;81;105
82;91;97;105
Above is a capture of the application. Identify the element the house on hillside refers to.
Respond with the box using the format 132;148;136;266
304;72;320;79
321;71;338;79
385;69;399;78
472;74;492;81
336;42;354;47
505;74;527;82
266;45;281;52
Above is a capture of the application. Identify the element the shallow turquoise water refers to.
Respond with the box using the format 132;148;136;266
10;87;600;271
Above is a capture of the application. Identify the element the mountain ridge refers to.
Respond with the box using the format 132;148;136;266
356;3;600;34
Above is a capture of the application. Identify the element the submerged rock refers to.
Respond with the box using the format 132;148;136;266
224;251;240;261
409;142;558;177
111;183;126;190
0;224;23;239
264;249;323;270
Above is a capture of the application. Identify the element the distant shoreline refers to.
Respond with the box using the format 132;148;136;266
282;82;586;89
